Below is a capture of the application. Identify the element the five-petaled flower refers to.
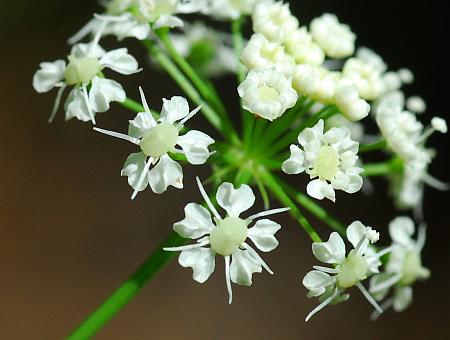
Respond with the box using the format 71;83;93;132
282;119;363;202
164;177;289;303
94;88;214;198
302;221;388;321
369;217;430;318
33;29;140;124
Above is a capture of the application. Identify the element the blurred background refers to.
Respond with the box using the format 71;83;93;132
1;1;449;339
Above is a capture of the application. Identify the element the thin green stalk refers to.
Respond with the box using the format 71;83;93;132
155;28;228;116
267;105;339;157
231;17;246;85
359;139;387;153
278;177;346;235
143;40;240;145
67;231;185;340
363;158;403;177
260;169;322;242
248;118;268;152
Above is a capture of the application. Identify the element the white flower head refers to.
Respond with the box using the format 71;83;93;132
240;33;295;75
199;0;260;20
238;68;298;121
303;221;385;321
284;27;325;66
293;65;340;104
33;29;140;124
310;13;356;59
164;177;289;303
343;58;384;100
94;88;214;197
334;78;371;121
252;1;299;43
282;119;363;202
369;217;430;318
356;47;387;74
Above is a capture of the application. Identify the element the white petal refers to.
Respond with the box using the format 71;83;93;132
389;216;415;247
312;232;346;264
128;112;156;138
393;286;413;312
148;154;183;194
216;182;255;218
302;270;334;297
159;96;190;124
71;43;105;58
64;88;93;122
154;15;184;29
247;219;281;252
229;248;262;286
120;152;149;192
33;60;66;93
89;77;125;112
332;171;363;194
346;221;367;249
174;203;215;239
100;48;140;75
177;130;215;165
282;145;305;174
298;119;324;149
307;179;336;202
179;247;216;283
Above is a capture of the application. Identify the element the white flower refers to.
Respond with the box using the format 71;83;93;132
199;0;260;20
238;68;298;121
397;68;414;84
406;96;427;114
326;115;364;142
94;88;214;197
252;1;299;43
164;177;289;303
369;217;430;318
170;22;238;77
310;13;356;59
334;78;371;121
284;27;325;66
293;65;340;104
137;0;184;29
302;221;386;321
33;34;140;123
240;33;295;75
342;58;384;100
356;47;387;74
282;119;363;202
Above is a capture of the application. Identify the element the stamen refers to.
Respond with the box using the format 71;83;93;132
243;243;273;274
225;256;233;304
369;274;402;294
356;282;383;313
88;20;107;57
375;246;393;259
131;157;154;200
422;173;449;191
370;298;393;321
416;224;427;252
68;19;97;45
196;177;221;221
49;85;66;123
93;128;141;145
81;84;96;124
176;105;202;130
246;207;290;221
305;288;339;322
138;86;157;127
313;266;339;274
163;240;210;252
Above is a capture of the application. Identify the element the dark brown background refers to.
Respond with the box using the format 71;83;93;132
1;1;449;339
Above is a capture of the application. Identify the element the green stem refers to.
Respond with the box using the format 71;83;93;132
278;177;346;235
231;17;246;85
260;169;322;242
67;231;185;340
363;158;403;177
155;28;228;117
143;39;240;145
359;139;387;153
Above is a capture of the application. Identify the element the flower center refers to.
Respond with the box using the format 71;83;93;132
258;85;279;101
64;56;103;85
313;145;340;181
139;122;179;158
337;250;368;288
210;217;248;256
400;250;430;286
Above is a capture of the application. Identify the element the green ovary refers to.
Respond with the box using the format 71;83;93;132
64;56;103;85
258;85;279;101
210;217;248;256
337;250;368;288
139;123;179;158
400;250;430;286
313;145;340;181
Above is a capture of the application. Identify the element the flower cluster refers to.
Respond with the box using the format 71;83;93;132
32;0;446;333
